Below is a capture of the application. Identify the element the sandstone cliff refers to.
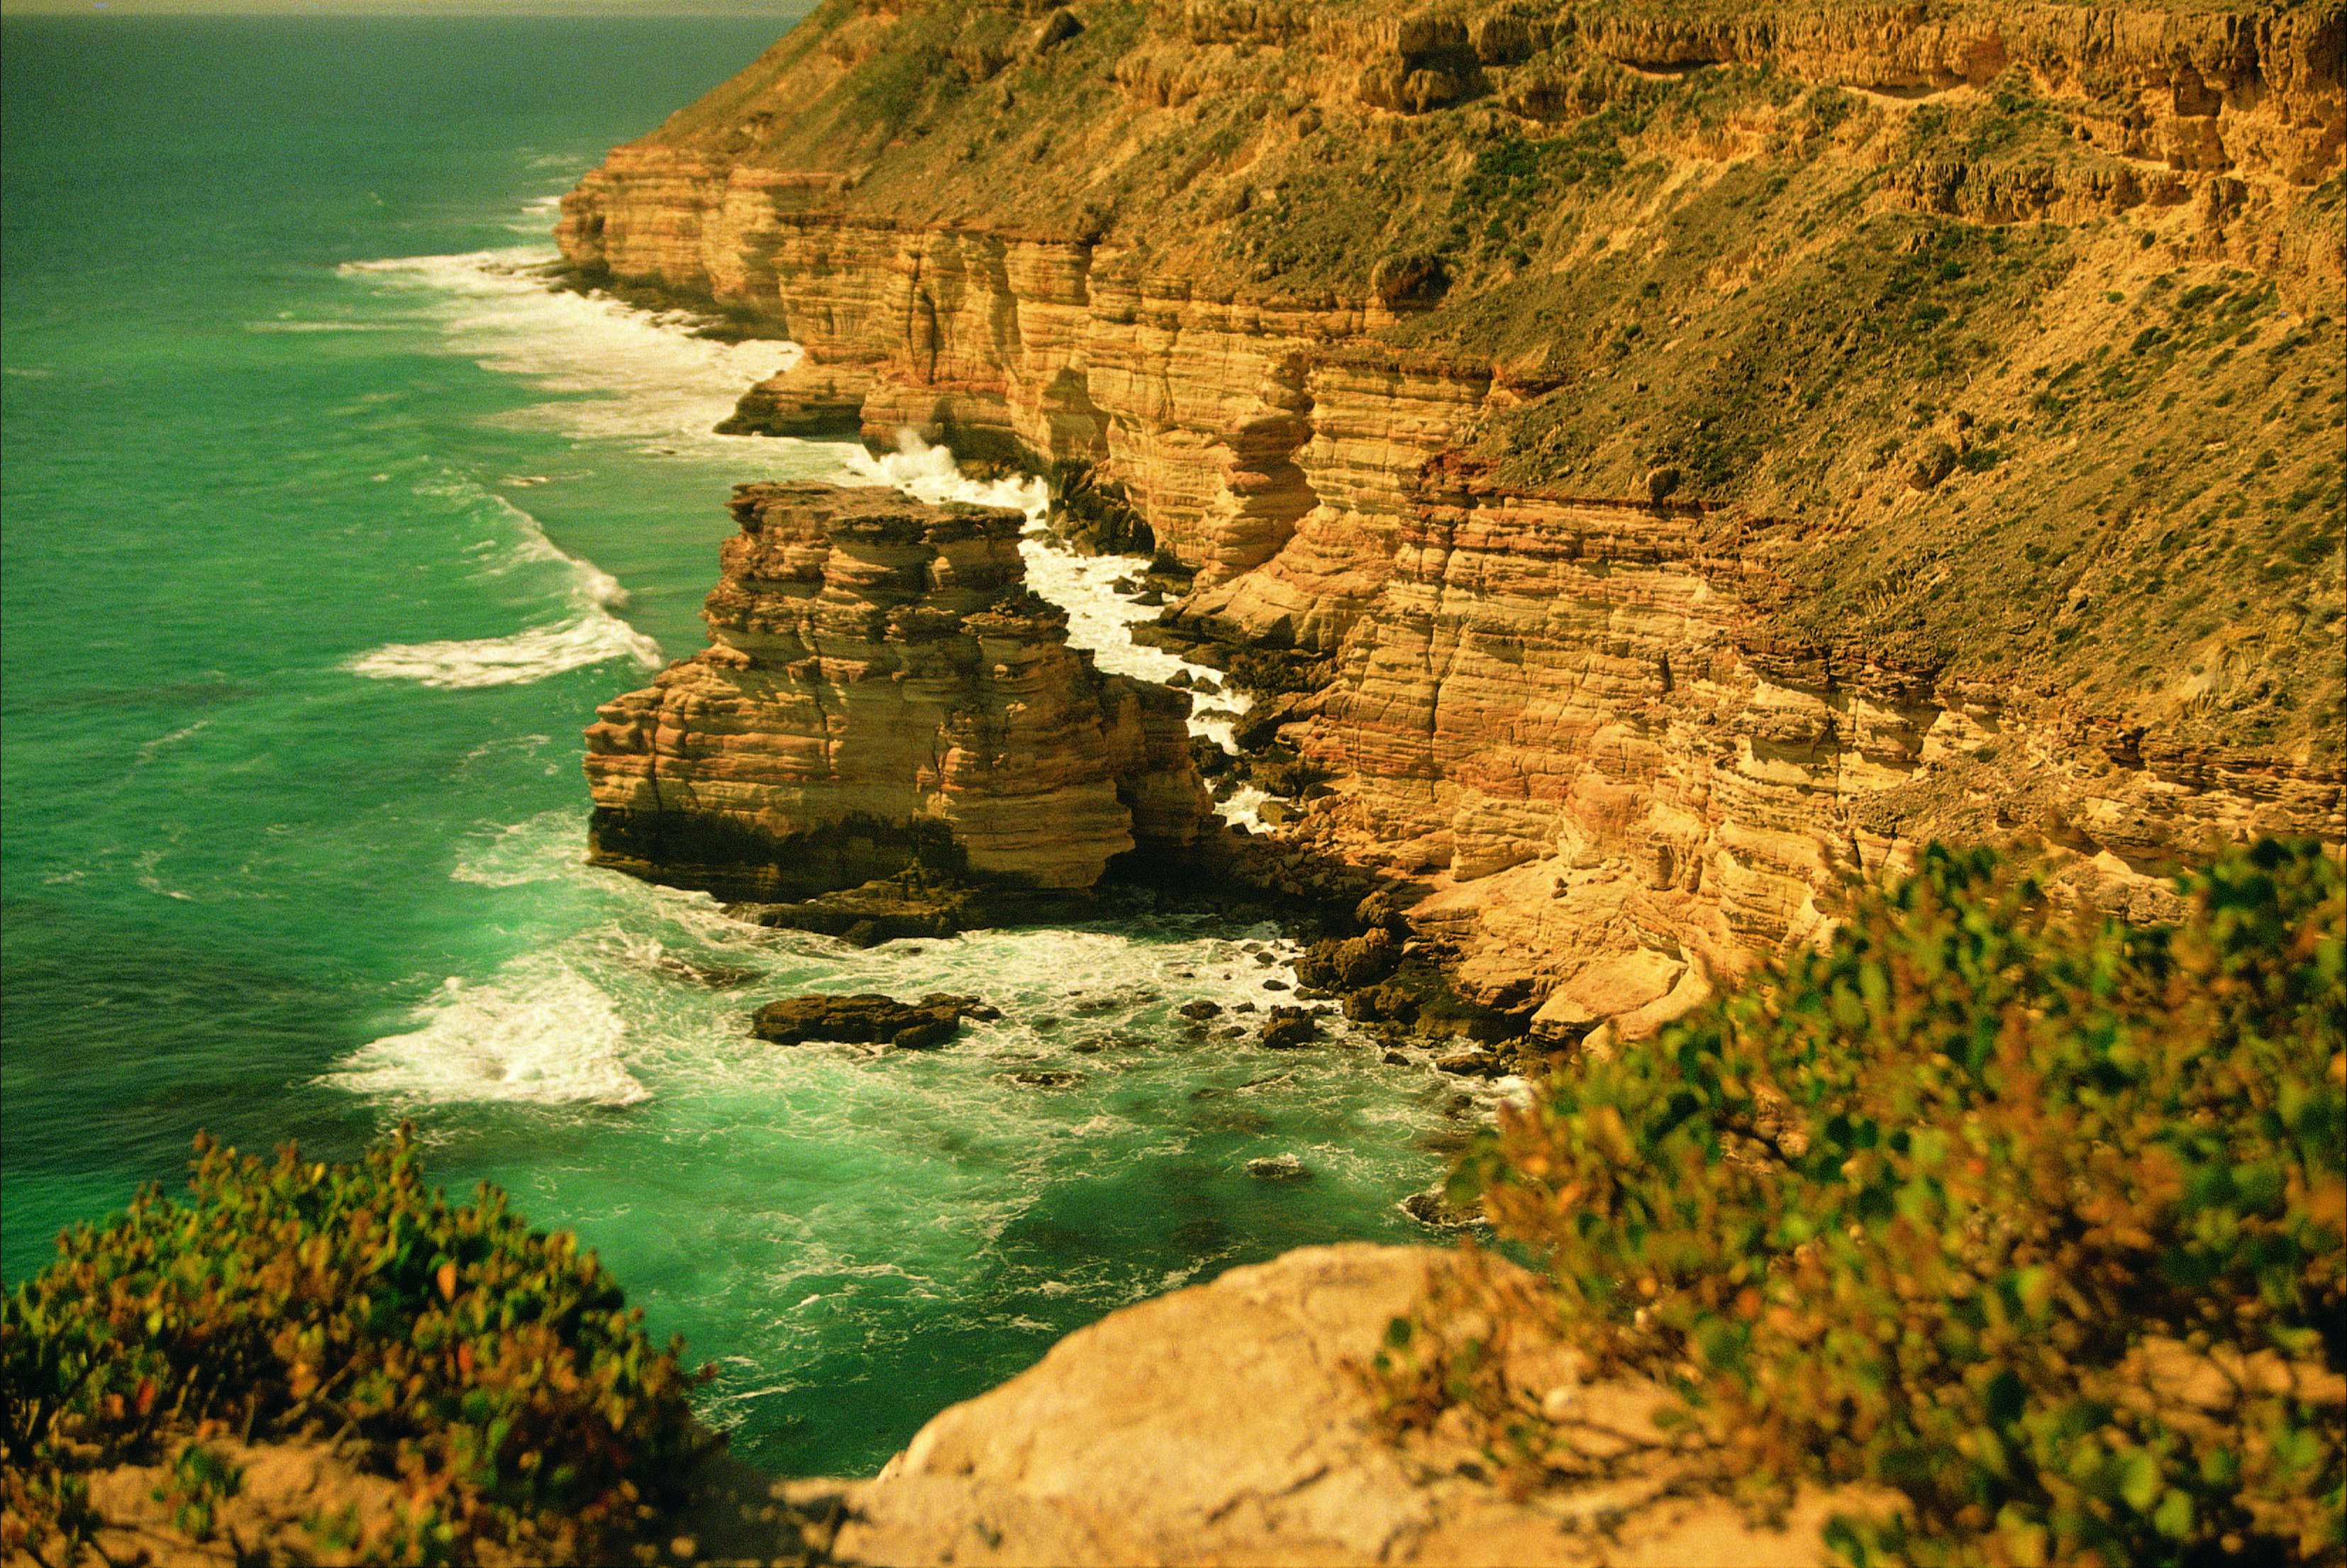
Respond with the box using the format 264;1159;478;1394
562;0;2345;1033
584;482;1211;901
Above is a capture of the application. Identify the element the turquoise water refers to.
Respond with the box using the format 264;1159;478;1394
0;16;1456;1476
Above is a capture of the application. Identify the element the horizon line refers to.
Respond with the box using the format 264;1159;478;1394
3;2;810;16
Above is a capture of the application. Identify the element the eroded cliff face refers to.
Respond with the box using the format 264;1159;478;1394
564;0;2344;1033
584;482;1210;900
1295;461;2343;1030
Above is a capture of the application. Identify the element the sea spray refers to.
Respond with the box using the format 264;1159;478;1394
340;245;799;453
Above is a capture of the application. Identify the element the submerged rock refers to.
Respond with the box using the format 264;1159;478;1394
1399;1186;1485;1232
1245;1153;1310;1181
653;956;765;990
1004;1069;1086;1090
750;992;989;1050
728;869;1003;947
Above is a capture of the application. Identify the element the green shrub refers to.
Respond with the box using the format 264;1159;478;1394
1;1126;715;1563
154;1440;243;1542
1380;840;2346;1567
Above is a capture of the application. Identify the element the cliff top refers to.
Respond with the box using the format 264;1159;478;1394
572;0;2343;757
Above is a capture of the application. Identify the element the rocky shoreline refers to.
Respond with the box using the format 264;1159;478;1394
577;472;1558;1067
553;0;2343;1053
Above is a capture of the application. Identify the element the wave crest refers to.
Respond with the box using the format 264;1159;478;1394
346;472;658;689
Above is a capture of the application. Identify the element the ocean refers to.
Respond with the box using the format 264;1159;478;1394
0;16;1459;1475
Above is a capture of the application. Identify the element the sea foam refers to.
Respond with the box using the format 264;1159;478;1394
344;473;659;689
340;245;799;453
327;956;650;1108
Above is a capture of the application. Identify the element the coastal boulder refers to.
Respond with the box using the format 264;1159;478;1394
751;991;994;1050
1260;1006;1321;1049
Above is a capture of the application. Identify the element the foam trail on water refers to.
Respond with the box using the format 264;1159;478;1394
839;432;1267;823
346;472;660;689
328;956;650;1108
507;191;567;235
340;245;800;453
349;616;660;690
452;808;594;888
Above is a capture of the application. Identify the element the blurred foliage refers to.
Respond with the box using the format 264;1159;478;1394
1377;839;2346;1566
1;1126;714;1564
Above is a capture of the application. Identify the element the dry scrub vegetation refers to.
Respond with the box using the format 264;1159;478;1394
1;1130;716;1565
1376;838;2346;1566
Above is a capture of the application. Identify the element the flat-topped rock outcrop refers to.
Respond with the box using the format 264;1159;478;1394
584;483;1211;901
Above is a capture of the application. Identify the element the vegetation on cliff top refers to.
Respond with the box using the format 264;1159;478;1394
1;1128;715;1564
586;0;2344;757
1377;838;2346;1564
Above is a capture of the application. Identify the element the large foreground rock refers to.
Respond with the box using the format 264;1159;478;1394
785;1243;1872;1567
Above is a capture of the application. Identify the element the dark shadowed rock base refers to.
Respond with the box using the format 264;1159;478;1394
750;992;999;1050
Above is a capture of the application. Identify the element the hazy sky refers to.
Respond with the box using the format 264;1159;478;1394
3;0;811;15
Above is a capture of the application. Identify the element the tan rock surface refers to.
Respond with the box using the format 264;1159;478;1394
584;482;1209;900
559;0;2344;1021
1296;466;2344;1020
785;1243;1872;1567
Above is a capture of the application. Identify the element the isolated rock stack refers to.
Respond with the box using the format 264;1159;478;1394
585;482;1211;901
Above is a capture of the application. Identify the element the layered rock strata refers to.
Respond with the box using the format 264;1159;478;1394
565;0;2345;1035
559;0;2342;647
1293;464;2346;1033
584;483;1211;901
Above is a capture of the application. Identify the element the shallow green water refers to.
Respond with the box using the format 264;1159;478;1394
0;15;1460;1476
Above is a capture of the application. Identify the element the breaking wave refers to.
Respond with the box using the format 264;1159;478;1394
348;615;658;690
327;956;651;1108
345;473;659;689
339;245;799;452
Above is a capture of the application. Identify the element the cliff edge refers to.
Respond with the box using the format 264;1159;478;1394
560;0;2343;1037
779;1243;1881;1567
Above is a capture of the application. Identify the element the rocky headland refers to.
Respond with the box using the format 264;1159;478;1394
584;481;1214;908
560;0;2346;1045
771;1243;1882;1567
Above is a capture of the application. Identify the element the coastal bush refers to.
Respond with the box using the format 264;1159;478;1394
1;1125;714;1563
1377;840;2346;1566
